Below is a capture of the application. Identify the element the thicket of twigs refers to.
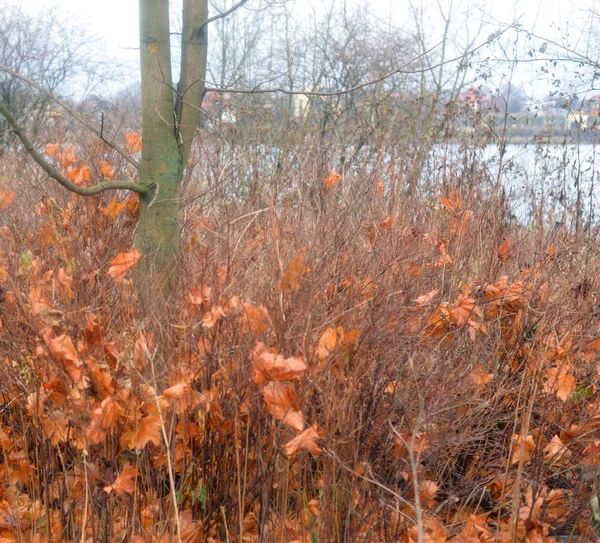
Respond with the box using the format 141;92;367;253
0;115;599;542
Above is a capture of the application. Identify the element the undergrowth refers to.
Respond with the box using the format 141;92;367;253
0;128;599;542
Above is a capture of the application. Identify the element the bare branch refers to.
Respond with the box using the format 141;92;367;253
0;63;140;170
199;0;250;32
0;100;149;197
205;23;515;97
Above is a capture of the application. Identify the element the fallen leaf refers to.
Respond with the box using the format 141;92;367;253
544;435;571;465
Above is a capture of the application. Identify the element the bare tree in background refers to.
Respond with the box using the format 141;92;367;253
0;2;120;147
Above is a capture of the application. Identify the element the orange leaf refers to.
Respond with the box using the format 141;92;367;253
57;146;77;168
441;192;463;211
497;238;515;263
126;132;142;154
285;423;325;458
542;489;569;524
56;268;74;299
378;215;395;231
419;480;439;508
99;161;115;180
251;342;307;384
66;165;92;185
415;289;439;306
107;249;142;282
544;367;575;402
436;240;453;266
470;366;494;385
129;414;162;450
543;435;571;465
261;382;304;432
315;327;337;360
104;466;138;496
162;383;197;414
281;255;308;293
100;199;126;220
582;440;600;465
126;193;140;217
451;514;493;543
510;434;536;465
449;296;481;327
188;286;212;306
45;143;60;157
202;305;225;329
241;303;270;333
323;171;342;191
376;181;385;195
46;334;83;383
0;190;15;210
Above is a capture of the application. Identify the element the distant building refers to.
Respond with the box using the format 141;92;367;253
566;111;588;130
457;87;491;112
202;91;236;124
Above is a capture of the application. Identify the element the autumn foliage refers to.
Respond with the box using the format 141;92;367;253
0;135;599;543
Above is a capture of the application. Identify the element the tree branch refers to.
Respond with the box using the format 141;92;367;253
0;63;140;170
205;22;517;98
0;100;149;197
199;0;250;32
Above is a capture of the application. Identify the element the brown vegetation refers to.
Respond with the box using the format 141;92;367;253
0;117;599;542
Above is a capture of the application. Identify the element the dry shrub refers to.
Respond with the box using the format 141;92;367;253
0;124;598;542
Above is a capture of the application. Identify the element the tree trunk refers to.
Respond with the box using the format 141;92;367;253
136;0;182;289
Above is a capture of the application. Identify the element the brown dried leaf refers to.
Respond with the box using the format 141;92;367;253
104;466;137;496
251;342;307;384
262;382;304;432
285;423;325;458
107;249;142;282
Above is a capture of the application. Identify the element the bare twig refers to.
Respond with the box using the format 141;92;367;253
0;63;140;169
0;100;149;197
205;23;516;98
199;0;251;32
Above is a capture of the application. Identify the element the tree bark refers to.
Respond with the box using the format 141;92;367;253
136;0;182;287
176;0;209;166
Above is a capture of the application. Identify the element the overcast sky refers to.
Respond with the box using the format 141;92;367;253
11;0;599;101
14;0;582;58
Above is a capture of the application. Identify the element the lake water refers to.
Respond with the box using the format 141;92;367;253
425;143;600;227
